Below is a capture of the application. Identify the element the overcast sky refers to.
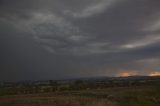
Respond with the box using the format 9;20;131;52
0;0;160;81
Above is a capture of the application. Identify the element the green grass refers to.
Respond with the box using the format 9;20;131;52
0;88;17;96
114;86;160;106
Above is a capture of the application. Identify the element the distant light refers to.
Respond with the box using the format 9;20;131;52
117;71;138;77
148;72;160;76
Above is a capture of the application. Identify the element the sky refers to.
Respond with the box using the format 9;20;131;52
0;0;160;81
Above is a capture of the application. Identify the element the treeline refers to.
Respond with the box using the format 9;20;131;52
0;78;160;96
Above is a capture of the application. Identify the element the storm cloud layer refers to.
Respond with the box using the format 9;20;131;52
0;0;160;81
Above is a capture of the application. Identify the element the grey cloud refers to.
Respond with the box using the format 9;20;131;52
63;0;119;18
0;0;160;81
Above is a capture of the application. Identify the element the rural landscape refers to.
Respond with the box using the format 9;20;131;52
0;76;160;106
1;0;160;106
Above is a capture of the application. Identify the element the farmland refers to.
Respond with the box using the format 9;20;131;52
0;76;160;106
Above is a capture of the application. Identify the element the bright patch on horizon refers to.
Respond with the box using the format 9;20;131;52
149;72;160;76
117;71;138;77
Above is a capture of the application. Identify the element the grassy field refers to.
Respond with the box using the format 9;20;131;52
0;85;160;106
0;94;116;106
0;77;160;106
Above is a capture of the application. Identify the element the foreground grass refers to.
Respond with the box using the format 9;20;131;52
115;86;160;106
0;85;160;106
0;95;116;106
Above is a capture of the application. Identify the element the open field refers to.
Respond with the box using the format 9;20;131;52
0;76;160;106
0;94;116;106
0;86;160;106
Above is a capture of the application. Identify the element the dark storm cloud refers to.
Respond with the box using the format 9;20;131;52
0;0;160;81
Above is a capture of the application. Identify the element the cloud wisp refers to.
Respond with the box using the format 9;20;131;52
64;0;118;18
